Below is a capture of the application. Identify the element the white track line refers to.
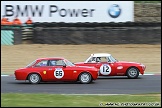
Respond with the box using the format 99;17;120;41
61;94;126;95
1;75;10;76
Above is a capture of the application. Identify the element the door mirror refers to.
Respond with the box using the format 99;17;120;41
108;61;114;63
63;64;66;67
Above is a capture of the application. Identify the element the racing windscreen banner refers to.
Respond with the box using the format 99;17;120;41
1;1;134;23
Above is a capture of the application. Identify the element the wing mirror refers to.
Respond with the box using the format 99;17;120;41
63;64;66;67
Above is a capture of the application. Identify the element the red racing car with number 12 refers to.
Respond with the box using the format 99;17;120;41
75;53;146;79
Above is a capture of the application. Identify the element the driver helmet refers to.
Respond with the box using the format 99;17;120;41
96;57;101;62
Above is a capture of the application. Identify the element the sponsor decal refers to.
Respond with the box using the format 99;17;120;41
3;5;95;18
1;1;133;23
43;71;46;74
108;4;121;18
117;66;123;69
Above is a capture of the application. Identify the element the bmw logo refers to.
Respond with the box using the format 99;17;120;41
108;4;121;18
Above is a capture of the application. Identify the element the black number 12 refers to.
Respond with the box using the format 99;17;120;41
103;65;109;72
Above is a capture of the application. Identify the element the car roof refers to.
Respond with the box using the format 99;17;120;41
36;57;65;61
91;53;111;57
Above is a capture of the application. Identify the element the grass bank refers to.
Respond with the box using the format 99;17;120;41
1;93;161;107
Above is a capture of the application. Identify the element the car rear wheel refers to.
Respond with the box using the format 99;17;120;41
79;72;92;84
127;67;139;79
28;73;41;84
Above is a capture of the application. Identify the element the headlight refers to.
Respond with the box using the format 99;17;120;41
140;64;145;70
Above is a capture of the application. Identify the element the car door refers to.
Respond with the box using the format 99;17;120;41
98;62;117;76
32;59;49;80
47;59;73;81
56;65;74;81
96;57;117;76
83;57;102;68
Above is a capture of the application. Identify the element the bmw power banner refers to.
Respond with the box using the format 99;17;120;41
1;1;134;23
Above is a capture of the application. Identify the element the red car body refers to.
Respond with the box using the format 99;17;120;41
75;53;146;79
14;57;99;84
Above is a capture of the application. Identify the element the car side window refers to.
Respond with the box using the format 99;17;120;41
96;57;101;62
49;60;57;66
56;60;65;66
35;60;48;67
107;57;111;62
87;57;109;63
49;60;65;66
100;57;108;62
88;57;97;63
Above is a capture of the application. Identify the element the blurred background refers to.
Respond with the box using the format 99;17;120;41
1;1;161;74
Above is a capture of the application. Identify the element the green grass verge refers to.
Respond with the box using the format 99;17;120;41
1;93;161;107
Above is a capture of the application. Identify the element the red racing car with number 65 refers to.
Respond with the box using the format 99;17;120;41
75;53;146;79
14;57;99;84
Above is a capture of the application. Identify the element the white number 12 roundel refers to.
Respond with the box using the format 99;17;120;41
99;64;111;75
54;68;64;79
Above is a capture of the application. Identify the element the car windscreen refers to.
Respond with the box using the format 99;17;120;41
109;56;117;62
64;60;75;66
26;60;37;67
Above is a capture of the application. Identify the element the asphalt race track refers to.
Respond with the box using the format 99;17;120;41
1;75;161;94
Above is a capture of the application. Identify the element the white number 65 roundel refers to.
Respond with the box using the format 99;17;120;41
54;68;64;79
99;64;111;75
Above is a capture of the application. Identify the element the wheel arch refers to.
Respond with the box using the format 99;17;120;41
26;72;42;80
126;66;140;74
126;66;140;79
77;71;93;81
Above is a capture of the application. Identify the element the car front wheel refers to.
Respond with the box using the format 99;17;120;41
127;67;139;79
79;72;92;84
28;73;41;84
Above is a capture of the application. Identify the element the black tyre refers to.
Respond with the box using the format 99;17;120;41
127;67;139;79
28;73;41;84
79;72;92;84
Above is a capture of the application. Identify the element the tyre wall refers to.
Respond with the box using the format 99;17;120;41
33;22;161;44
